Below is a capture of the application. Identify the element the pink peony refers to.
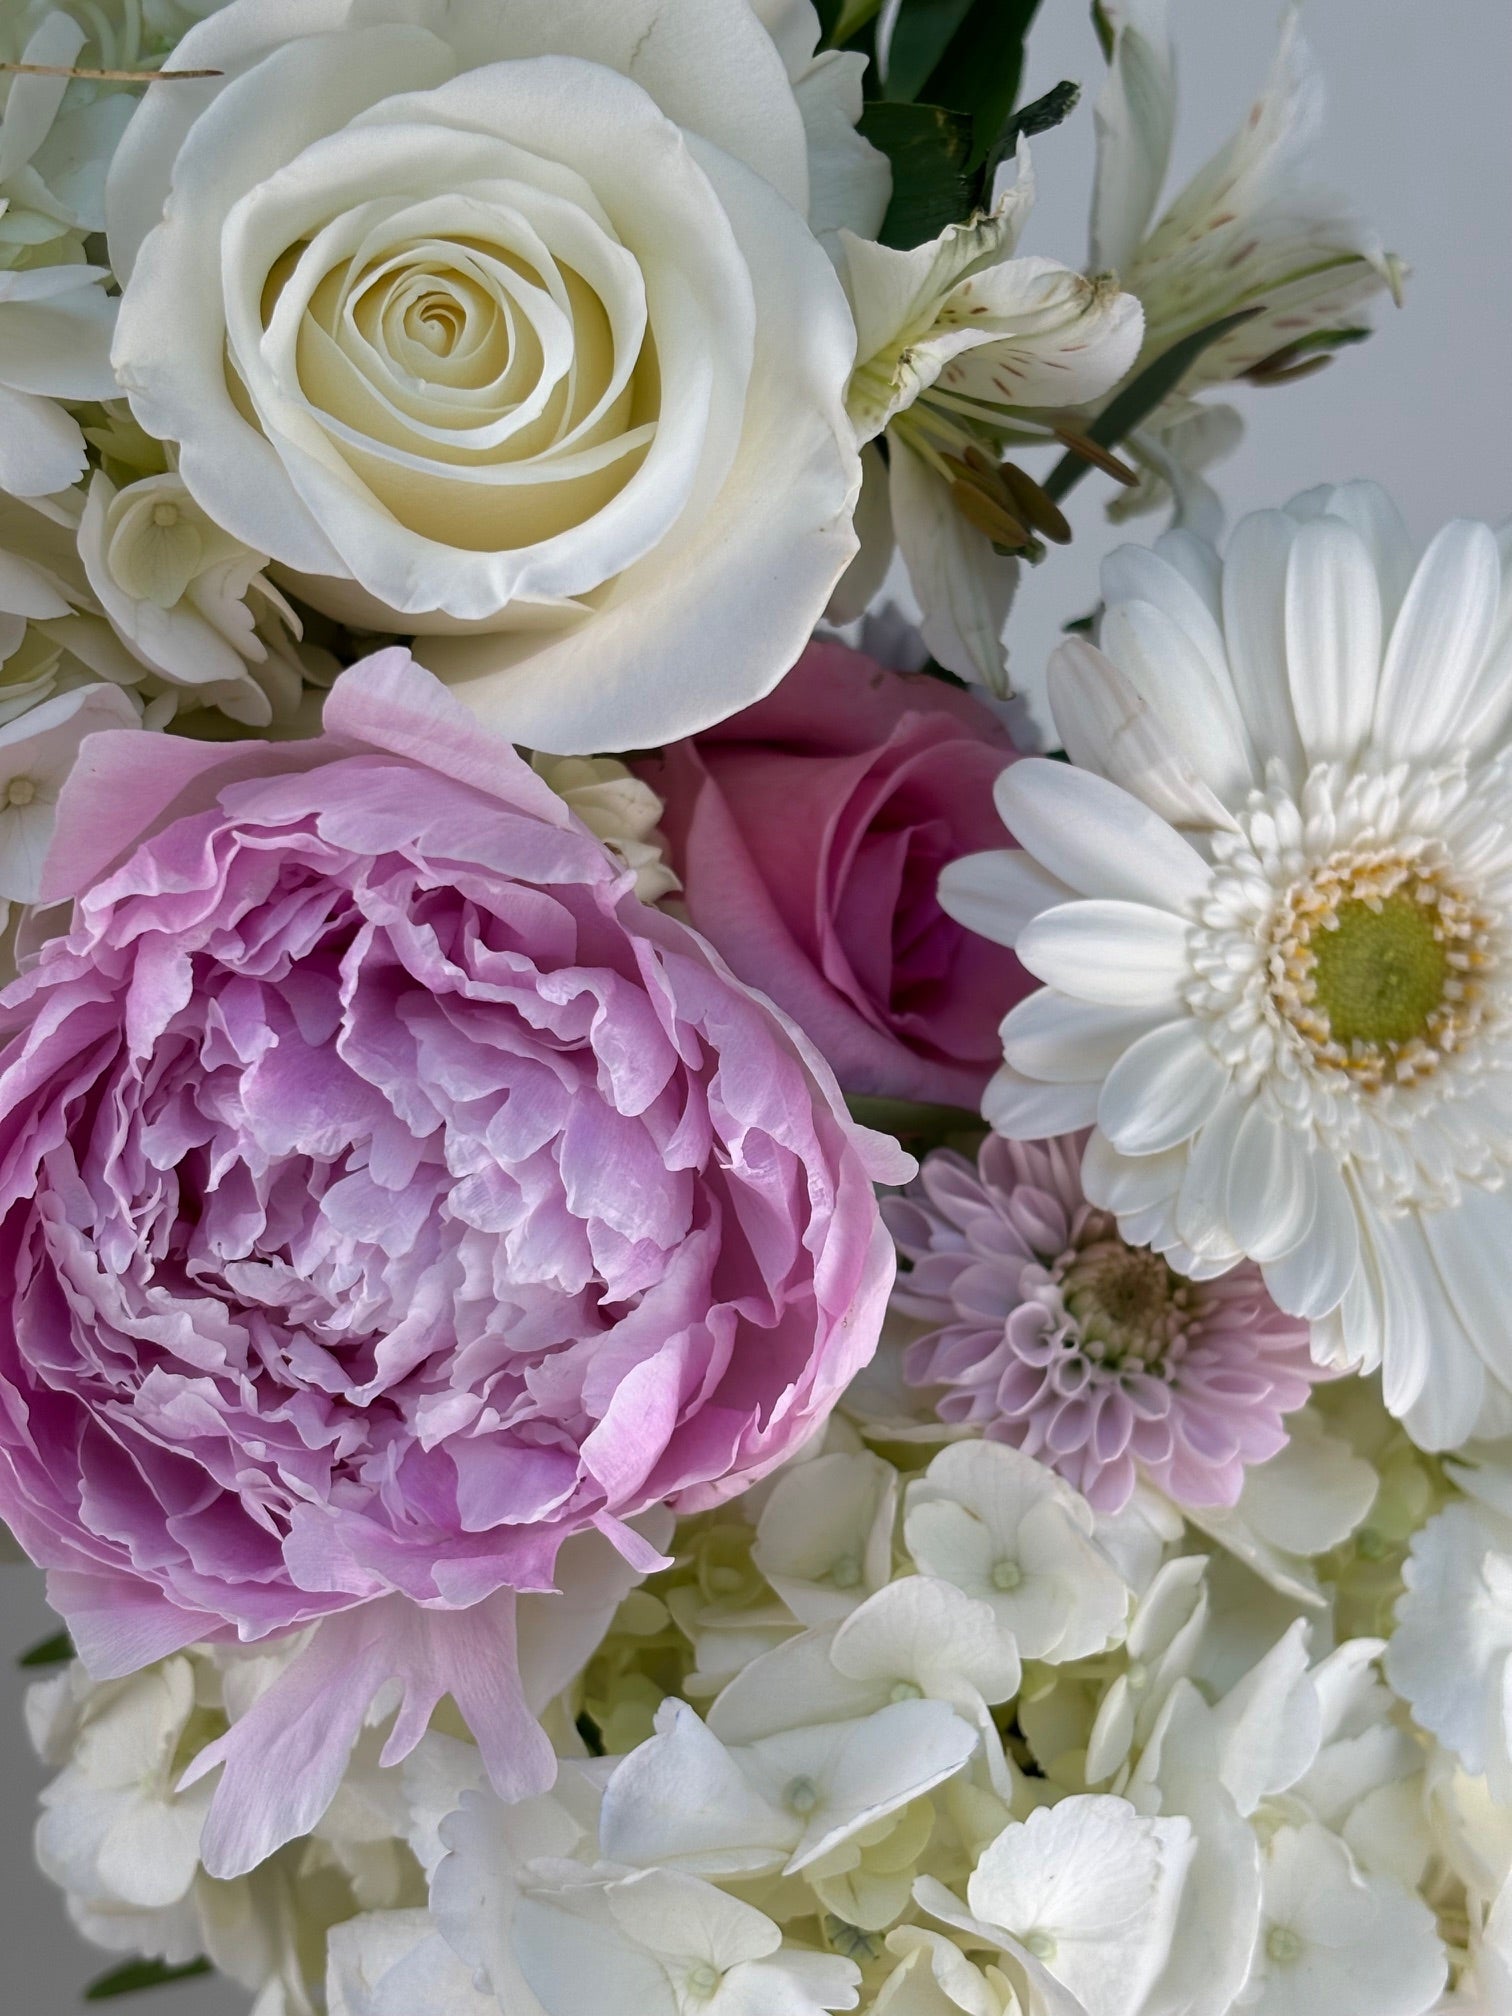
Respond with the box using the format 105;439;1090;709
0;651;908;1875
637;641;1033;1109
884;1135;1321;1513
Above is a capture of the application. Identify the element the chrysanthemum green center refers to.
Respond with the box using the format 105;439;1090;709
1058;1241;1192;1369
1310;894;1449;1047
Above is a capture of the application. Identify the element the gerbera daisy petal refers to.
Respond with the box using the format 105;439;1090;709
937;847;1072;948
995;758;1212;911
1001;991;1169;1084
983;1063;1101;1140
1098;1021;1232;1155
1220;508;1306;773
1101;597;1258;799
1226;1102;1318;1262
1284;515;1381;762
1016;901;1189;1007
1374;518;1502;761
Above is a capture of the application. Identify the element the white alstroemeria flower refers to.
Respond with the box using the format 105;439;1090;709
78;471;306;727
916;1794;1193;2016
904;1442;1131;1662
599;1696;978;1879
754;1450;900;1626
1387;1501;1512;1803
833;151;1143;692
512;1863;861;2016
708;1577;1022;1746
1240;1820;1446;2016
327;1910;498;2016
0;266;120;497
1085;1554;1209;1784
1088;1;1400;530
0;681;140;920
532;754;680;905
946;485;1512;1448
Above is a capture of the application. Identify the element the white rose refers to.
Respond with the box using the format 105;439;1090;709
108;0;884;753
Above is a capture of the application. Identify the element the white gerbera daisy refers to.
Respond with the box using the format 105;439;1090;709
941;483;1512;1449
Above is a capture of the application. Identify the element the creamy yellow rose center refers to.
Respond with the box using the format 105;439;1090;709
252;227;661;555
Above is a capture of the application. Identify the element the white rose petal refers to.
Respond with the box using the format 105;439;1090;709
108;0;864;754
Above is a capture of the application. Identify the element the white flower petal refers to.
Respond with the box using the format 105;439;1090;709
1097;1020;1231;1156
1100;596;1257;800
1221;507;1306;776
1048;636;1238;832
1089;1;1174;274
1225;1102;1318;1262
983;1062;1102;1140
1081;1127;1188;1214
1284;516;1382;765
889;438;1018;693
1258;1156;1359;1320
1000;990;1170;1084
1016;901;1190;1009
1372;518;1502;762
937;848;1073;950
993;758;1211;912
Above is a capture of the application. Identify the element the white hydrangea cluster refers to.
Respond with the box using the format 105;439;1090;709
28;1403;1511;2016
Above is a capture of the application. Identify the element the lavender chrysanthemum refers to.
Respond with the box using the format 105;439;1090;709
883;1134;1320;1512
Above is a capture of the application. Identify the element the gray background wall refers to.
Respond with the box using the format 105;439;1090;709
2;1;1508;2010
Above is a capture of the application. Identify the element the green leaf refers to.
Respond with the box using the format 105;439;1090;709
18;1627;74;1668
828;0;886;45
84;1959;213;2001
1091;0;1116;63
859;100;976;248
1041;306;1264;503
986;76;1081;178
846;1095;986;1151
919;0;1043;168
884;0;978;101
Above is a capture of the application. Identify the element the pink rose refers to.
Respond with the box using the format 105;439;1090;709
0;652;908;1877
638;641;1033;1108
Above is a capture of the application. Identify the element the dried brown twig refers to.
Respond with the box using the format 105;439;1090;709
0;61;222;82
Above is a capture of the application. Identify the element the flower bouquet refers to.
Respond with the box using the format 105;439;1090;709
1;3;1507;2013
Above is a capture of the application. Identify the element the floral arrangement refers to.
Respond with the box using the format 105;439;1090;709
1;3;1508;2014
